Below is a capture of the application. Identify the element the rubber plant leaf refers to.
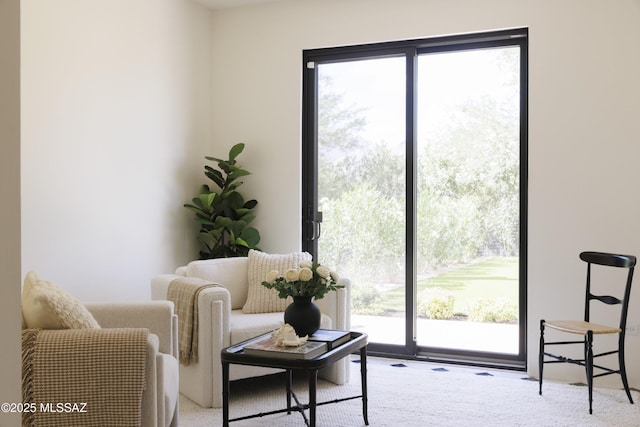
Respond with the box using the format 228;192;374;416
239;227;260;247
243;199;258;209
204;167;225;188
228;143;245;161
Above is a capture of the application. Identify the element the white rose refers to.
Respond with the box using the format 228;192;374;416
285;268;300;282
316;265;331;279
298;267;313;281
299;260;313;269
330;271;340;282
265;270;280;283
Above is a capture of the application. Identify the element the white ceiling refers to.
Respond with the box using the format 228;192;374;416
192;0;282;9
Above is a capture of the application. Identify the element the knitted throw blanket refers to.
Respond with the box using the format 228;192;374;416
168;278;218;366
22;328;148;427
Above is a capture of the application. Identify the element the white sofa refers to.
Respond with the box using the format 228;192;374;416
151;256;351;408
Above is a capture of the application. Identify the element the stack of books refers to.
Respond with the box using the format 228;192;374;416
243;329;351;360
308;329;351;350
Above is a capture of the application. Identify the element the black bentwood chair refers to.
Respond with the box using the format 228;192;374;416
539;251;636;414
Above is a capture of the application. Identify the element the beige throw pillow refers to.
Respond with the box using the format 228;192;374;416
242;250;312;314
21;271;100;329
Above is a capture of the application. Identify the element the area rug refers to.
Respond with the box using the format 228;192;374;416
179;356;640;426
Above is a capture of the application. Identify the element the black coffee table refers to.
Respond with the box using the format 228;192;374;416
221;331;368;427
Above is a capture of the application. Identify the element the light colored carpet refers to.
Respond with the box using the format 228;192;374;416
179;356;640;426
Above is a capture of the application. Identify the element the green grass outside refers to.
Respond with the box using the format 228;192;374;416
382;257;519;315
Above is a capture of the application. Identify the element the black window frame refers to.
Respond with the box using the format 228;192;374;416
302;28;528;370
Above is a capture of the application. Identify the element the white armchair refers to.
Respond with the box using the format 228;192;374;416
151;256;351;408
22;301;179;427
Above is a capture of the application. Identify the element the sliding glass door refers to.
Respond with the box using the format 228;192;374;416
415;47;522;355
302;29;528;367
313;56;408;347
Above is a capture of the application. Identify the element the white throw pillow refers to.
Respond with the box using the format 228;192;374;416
242;250;312;314
21;271;100;329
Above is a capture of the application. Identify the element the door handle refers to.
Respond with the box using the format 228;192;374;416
311;212;323;241
312;221;322;241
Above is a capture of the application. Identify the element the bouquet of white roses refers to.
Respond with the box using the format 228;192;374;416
261;260;344;300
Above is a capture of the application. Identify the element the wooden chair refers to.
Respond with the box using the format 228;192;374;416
538;251;636;414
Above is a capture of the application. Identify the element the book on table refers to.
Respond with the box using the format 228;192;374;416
243;337;328;359
307;329;351;350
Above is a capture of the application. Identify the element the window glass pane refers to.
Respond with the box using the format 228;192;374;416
416;47;520;353
317;57;407;345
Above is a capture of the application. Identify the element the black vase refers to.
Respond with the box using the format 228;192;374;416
284;296;321;337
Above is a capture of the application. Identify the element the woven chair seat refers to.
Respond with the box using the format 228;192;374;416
544;320;621;335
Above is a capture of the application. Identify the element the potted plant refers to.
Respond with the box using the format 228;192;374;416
261;260;344;336
184;143;261;259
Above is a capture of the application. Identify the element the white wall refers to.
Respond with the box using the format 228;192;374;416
0;0;22;424
208;0;640;386
21;0;212;301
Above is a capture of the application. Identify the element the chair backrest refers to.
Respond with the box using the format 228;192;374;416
184;257;250;310
580;251;636;330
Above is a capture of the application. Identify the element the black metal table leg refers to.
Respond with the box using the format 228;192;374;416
286;369;293;414
309;369;318;427
222;361;230;427
360;346;369;425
